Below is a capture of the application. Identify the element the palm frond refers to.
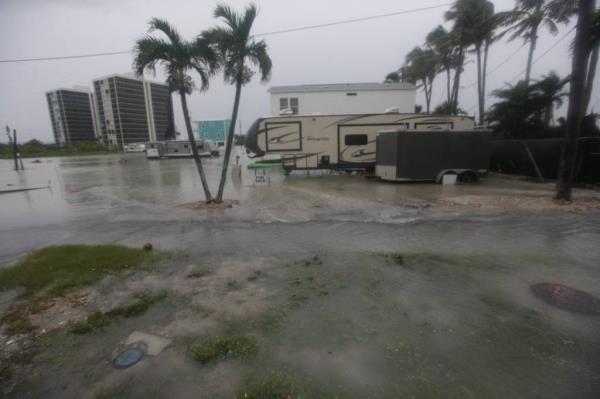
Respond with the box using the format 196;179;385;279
148;18;182;45
246;40;272;82
214;3;240;30
133;36;173;76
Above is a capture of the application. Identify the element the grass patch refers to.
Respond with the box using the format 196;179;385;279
0;245;149;297
94;385;131;399
109;291;167;318
235;374;297;399
5;318;34;336
69;292;167;334
190;335;258;363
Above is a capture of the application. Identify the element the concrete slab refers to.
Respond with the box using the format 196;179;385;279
126;331;171;356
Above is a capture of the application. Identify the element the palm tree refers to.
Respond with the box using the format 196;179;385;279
384;71;401;83
447;0;498;124
534;71;569;126
583;10;600;113
499;0;568;86
204;3;272;203
487;81;546;138
134;18;217;202
403;47;440;114
426;26;457;104
445;0;478;113
555;0;594;201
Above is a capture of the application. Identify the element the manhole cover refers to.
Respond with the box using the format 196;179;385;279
113;347;144;369
530;283;600;315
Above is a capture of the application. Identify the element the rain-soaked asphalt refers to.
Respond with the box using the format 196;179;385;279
1;150;599;398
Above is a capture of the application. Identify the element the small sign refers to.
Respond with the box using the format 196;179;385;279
255;175;267;185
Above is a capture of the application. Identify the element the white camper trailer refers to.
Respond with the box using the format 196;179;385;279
245;113;476;171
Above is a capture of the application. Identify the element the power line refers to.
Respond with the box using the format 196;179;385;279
0;50;132;63
461;42;527;89
0;2;453;64
508;26;576;83
254;3;454;37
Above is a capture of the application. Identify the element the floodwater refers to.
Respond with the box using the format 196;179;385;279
1;151;600;398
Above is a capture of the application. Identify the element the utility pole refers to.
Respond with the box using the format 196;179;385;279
6;125;19;171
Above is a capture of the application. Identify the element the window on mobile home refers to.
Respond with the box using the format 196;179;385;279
279;97;288;111
345;134;368;145
290;97;299;114
279;97;299;114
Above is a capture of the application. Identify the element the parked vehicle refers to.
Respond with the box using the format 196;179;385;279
375;129;492;183
124;142;146;153
145;140;219;159
245;113;475;171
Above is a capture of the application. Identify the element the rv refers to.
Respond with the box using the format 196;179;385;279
376;129;492;182
245;113;476;171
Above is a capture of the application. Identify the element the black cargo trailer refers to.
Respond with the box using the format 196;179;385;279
375;130;492;182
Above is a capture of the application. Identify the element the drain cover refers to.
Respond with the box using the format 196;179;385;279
531;283;600;315
113;347;144;369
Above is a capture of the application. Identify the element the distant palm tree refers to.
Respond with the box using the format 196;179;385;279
534;71;569;126
204;3;272;203
134;18;218;202
403;47;440;114
426;26;458;104
499;0;569;86
384;71;401;83
487;81;545;138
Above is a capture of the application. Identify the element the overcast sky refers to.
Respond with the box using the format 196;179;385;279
0;0;594;143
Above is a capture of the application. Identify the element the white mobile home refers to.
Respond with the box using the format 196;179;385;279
269;82;416;116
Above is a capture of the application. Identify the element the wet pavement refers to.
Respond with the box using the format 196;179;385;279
1;151;600;398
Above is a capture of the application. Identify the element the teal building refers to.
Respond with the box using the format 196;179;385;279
194;119;231;146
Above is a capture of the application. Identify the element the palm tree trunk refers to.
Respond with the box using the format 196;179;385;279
180;90;213;202
446;68;452;104
476;43;484;125
525;23;539;86
481;42;490;126
556;0;595;201
424;79;431;114
583;47;599;113
215;77;243;202
451;44;464;113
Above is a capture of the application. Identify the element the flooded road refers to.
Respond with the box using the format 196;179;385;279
1;152;599;398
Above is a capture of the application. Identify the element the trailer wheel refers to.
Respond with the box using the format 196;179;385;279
458;171;478;183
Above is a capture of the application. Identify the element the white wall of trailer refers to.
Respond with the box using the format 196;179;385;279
270;89;416;116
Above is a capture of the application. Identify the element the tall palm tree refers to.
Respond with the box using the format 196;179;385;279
134;18;217;202
447;0;498;124
204;3;272;203
499;0;568;86
583;9;600;113
469;0;497;125
554;0;594;201
445;0;476;113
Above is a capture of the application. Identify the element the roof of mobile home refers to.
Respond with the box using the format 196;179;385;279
268;82;415;94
